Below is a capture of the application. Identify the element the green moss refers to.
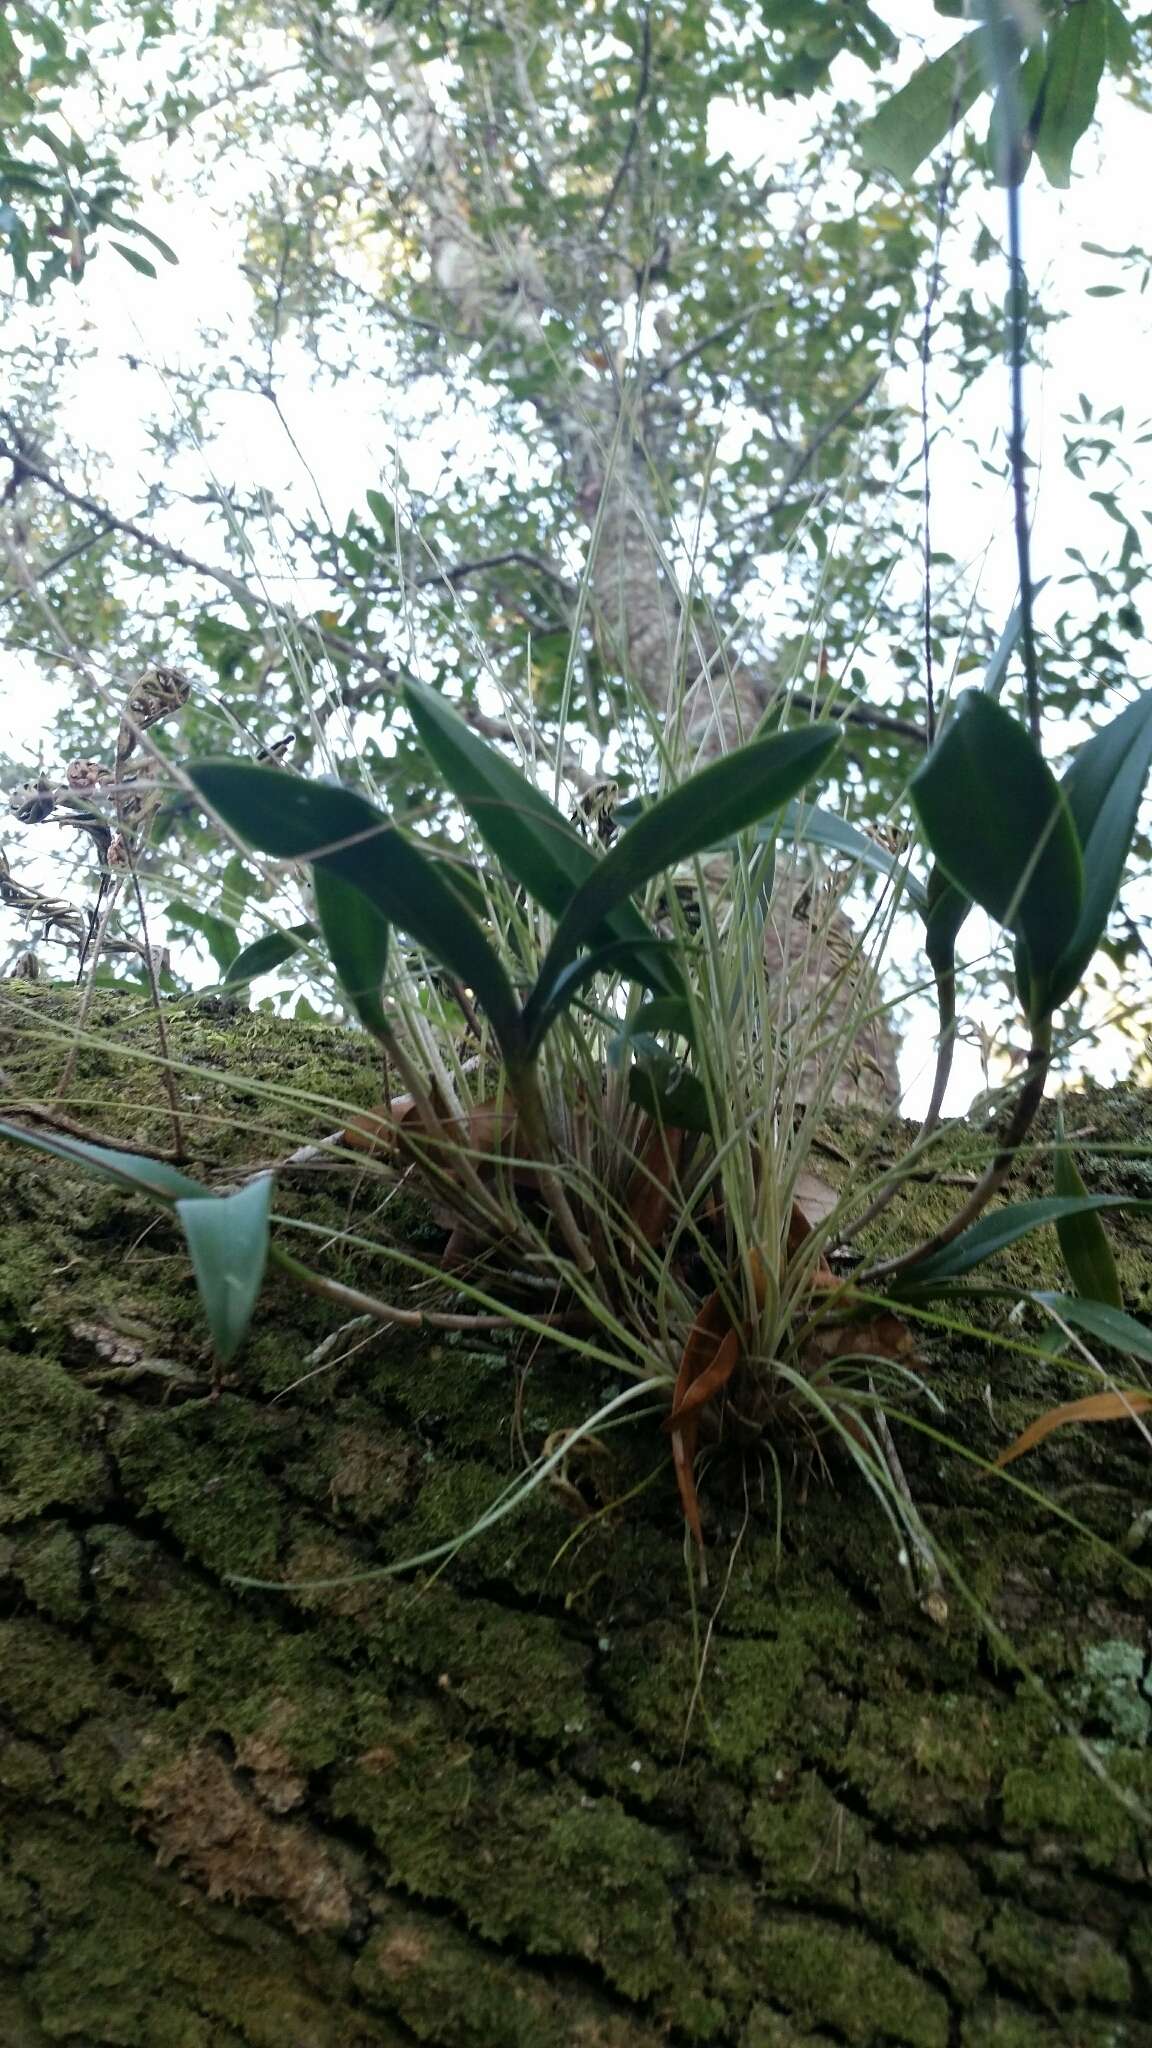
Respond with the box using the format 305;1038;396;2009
683;1879;950;2046
9;1520;88;1621
0;1351;110;1521
0;1617;106;1737
978;1904;1131;2010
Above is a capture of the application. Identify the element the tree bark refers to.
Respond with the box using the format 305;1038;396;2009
1;988;1149;2047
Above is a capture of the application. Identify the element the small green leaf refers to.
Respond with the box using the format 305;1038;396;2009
187;762;523;1060
632;997;697;1041
176;1175;273;1364
1046;683;1152;1011
896;1194;1152;1291
1031;1292;1152;1366
859;28;992;181
109;239;157;277
910;694;1083;1021
524;938;682;1055
311;865;390;1040
528;724;838;1036
223;923;316;986
1053;1106;1122;1308
0;1118;210;1202
1032;0;1107;188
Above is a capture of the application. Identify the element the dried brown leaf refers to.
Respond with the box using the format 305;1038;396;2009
996;1389;1152;1467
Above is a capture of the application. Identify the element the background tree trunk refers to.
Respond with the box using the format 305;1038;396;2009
1;989;1149;2048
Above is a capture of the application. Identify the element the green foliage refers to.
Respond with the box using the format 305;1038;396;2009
176;1175;272;1364
895;1194;1152;1293
1052;1105;1122;1308
912;685;1152;1026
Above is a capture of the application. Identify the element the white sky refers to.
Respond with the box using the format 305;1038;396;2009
2;8;1150;1114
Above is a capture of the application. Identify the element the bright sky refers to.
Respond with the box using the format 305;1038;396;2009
2;7;1150;1114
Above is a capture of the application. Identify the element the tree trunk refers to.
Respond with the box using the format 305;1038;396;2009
1;988;1149;2048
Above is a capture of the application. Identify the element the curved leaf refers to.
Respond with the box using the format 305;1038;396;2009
1052;1108;1122;1308
311;865;390;1040
404;681;680;993
177;1175;273;1364
1032;0;1107;189
1047;683;1152;1011
1031;1291;1152;1367
528;725;839;1033
187;761;522;1059
896;1194;1152;1292
0;1117;210;1202
996;1386;1152;1468
909;693;1083;1020
223;923;315;987
779;802;927;913
524;937;681;1055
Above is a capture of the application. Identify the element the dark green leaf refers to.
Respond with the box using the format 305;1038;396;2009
524;938;682;1055
311;864;391;1040
187;762;522;1059
110;239;157;277
628;1053;714;1135
529;724;839;1031
1053;1106;1122;1307
223;923;316;987
896;1195;1152;1291
0;1118;210;1201
909;693;1082;1020
1032;0;1107;188
632;997;697;1041
176;1175;273;1364
1031;1292;1152;1365
1047;684;1152;1010
858;29;992;181
403;679;676;991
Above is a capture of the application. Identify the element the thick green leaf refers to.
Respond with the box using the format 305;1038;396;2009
1046;684;1152;1011
896;1195;1152;1291
1031;1292;1152;1366
403;679;677;992
110;240;157;277
0;1118;210;1202
187;762;522;1059
528;725;839;1032
632;997;697;1041
1053;1107;1122;1308
628;1053;714;1135
311;865;390;1040
858;29;993;181
223;923;316;986
176;1175;273;1364
1032;0;1107;188
909;693;1083;1020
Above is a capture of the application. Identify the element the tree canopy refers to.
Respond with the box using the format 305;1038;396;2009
3;0;1151;1091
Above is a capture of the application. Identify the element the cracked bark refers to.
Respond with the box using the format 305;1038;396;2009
1;989;1150;2048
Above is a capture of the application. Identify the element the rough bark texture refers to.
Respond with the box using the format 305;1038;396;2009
1;986;1150;2048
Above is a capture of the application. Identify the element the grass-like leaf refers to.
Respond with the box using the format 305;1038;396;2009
910;693;1083;1020
177;1175;273;1365
996;1386;1152;1467
188;761;523;1060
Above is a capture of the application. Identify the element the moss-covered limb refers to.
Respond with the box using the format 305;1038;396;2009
0;992;1151;2046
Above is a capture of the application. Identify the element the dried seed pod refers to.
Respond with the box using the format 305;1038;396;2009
115;754;164;830
106;832;131;869
9;776;56;824
125;665;191;728
9;949;40;980
65;758;107;792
